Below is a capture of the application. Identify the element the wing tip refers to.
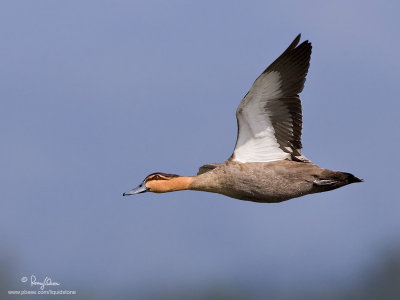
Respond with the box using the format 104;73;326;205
291;33;312;49
275;34;312;64
287;34;301;51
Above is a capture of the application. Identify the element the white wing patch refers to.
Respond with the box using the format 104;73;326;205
232;71;291;163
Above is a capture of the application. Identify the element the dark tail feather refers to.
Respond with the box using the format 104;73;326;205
313;171;363;192
343;172;363;184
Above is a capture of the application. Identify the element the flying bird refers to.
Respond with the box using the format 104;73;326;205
123;34;362;203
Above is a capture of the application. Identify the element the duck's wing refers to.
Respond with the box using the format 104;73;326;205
230;34;312;163
197;163;222;175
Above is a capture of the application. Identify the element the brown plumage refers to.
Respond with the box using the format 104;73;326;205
123;34;362;203
190;161;361;203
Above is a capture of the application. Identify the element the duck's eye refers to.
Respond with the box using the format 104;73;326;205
147;174;163;181
146;172;178;182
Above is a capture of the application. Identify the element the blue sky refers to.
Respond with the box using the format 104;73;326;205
1;0;399;297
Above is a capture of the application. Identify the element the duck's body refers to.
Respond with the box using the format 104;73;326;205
190;160;360;203
123;34;362;203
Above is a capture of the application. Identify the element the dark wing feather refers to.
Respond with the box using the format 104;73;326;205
263;35;311;159
231;34;312;163
197;163;222;175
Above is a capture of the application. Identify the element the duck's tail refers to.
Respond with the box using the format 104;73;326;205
343;172;363;184
313;170;363;192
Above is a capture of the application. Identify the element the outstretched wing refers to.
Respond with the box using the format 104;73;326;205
230;34;312;163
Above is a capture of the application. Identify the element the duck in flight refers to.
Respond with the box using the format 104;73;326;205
123;34;362;203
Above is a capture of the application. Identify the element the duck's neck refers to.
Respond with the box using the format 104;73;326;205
169;176;193;192
148;174;219;193
148;176;193;193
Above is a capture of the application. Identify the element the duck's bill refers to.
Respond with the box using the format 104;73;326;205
123;182;149;196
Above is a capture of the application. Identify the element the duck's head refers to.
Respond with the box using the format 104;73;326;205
123;172;192;196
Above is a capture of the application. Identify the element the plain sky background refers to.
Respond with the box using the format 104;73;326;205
1;0;399;297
